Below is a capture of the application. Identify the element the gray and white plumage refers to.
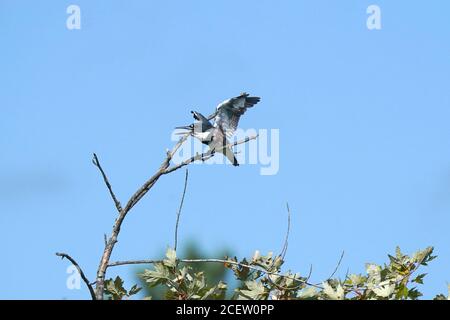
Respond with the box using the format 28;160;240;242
212;93;261;137
176;93;261;166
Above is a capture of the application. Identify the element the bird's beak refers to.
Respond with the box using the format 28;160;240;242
175;125;192;130
174;125;192;135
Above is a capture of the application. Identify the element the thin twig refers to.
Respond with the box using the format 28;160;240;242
329;250;345;280
306;264;313;283
92;153;122;213
174;169;189;251
280;203;291;261
266;202;291;278
318;250;345;285
343;267;350;283
55;252;96;300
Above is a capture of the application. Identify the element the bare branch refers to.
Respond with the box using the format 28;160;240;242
60;132;256;300
93;160;168;299
107;259;161;267
118;134;190;214
93;133;193;299
92;153;122;213
174;169;189;251
55;252;96;300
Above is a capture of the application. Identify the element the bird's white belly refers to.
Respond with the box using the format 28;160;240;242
193;131;212;142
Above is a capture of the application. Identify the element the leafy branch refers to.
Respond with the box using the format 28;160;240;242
122;246;442;300
54;128;447;300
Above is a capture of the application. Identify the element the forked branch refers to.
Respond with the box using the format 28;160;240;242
57;132;258;300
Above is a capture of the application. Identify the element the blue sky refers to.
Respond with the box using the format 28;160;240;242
1;1;449;299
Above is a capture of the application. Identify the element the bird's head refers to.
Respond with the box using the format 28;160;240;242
190;110;202;121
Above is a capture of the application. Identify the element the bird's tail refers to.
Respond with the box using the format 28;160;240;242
222;147;239;166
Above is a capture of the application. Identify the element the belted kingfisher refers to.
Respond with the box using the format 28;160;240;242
176;93;261;166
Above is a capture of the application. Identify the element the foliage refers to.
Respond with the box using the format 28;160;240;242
107;246;448;300
104;276;141;300
136;241;233;299
140;248;227;300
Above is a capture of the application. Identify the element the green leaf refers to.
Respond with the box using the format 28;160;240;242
297;287;318;299
347;274;365;286
395;246;403;260
373;281;395;298
128;284;142;296
433;294;447;300
163;247;177;268
140;263;171;287
114;276;124;291
407;288;422;300
322;282;345;300
396;284;409;299
201;281;227;300
227;257;250;281
239;280;267;300
412;273;426;285
104;276;127;300
365;263;382;286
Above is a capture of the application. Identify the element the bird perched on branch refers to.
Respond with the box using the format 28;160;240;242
176;92;261;166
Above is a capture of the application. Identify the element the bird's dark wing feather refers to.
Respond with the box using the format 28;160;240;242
214;93;260;137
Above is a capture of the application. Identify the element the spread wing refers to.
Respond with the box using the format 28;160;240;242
213;93;260;137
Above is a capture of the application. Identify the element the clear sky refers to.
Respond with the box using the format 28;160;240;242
1;1;449;299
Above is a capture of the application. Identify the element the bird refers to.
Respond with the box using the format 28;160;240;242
176;93;261;166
